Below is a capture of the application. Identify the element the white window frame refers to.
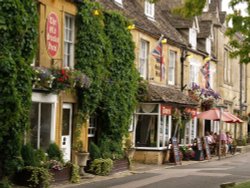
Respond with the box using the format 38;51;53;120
209;66;215;89
114;0;123;7
168;50;176;85
139;39;149;79
189;59;200;86
134;103;172;150
144;0;155;20
31;92;57;148
88;115;97;137
64;14;75;68
189;27;197;50
224;48;231;84
206;37;212;55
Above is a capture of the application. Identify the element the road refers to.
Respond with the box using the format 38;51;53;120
71;153;250;188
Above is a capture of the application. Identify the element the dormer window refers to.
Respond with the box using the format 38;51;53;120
114;0;123;7
144;0;155;20
189;28;197;50
206;37;211;55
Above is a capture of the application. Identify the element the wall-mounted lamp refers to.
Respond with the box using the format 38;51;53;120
161;38;167;44
204;56;211;62
127;24;135;30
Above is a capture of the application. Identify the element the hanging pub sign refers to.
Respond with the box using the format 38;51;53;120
46;12;59;57
161;105;172;115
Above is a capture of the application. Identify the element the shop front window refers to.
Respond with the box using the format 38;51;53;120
135;115;158;147
29;102;53;150
134;103;171;149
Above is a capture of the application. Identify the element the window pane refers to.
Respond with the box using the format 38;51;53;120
40;103;52;150
30;102;39;149
62;109;70;135
139;40;148;79
135;115;158;147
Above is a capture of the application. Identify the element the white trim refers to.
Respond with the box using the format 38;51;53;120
31;92;57;147
114;0;123;7
144;1;155;20
32;92;57;103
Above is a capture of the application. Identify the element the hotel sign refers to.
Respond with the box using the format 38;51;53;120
46;12;59;57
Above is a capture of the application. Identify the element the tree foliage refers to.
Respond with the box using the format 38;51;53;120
172;0;206;18
0;0;38;179
75;1;139;158
226;0;250;64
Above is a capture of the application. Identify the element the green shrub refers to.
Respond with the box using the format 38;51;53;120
70;164;80;183
23;166;52;188
46;143;63;162
35;149;47;164
21;144;38;167
89;158;113;176
89;142;101;160
0;178;12;188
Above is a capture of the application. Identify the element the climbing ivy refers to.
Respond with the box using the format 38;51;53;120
75;0;112;115
0;0;38;180
99;11;139;156
75;1;139;157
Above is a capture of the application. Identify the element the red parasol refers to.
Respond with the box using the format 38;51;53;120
197;108;243;123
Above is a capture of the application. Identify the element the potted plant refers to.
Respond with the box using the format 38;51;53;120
124;139;135;160
73;111;90;176
74;141;90;176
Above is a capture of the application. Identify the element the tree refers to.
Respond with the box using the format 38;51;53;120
226;0;250;64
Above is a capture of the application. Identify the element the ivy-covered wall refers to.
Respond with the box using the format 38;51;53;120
75;0;139;158
0;0;38;179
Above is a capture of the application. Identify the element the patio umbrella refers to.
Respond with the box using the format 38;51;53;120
223;111;243;123
196;108;243;160
196;108;232;122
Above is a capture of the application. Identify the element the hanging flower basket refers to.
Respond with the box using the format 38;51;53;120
32;67;90;93
201;98;215;110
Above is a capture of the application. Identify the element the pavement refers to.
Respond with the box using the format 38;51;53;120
54;151;243;188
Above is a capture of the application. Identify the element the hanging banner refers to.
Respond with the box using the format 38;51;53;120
46;12;59;57
161;105;172;115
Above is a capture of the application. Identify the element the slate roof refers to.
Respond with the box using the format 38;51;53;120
144;84;198;107
97;0;188;46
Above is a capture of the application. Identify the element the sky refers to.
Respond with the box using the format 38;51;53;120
222;0;248;16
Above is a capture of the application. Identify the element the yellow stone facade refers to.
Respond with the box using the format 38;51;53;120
35;0;88;160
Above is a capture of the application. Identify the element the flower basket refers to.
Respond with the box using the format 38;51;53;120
49;166;72;183
201;98;215;110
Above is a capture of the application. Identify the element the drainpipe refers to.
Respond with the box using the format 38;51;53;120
180;49;187;92
239;62;243;140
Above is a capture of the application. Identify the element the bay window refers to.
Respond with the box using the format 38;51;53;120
134;103;172;149
29;93;57;150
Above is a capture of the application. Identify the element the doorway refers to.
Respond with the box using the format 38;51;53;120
61;103;72;162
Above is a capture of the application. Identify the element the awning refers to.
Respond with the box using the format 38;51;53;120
140;84;198;107
197;108;243;123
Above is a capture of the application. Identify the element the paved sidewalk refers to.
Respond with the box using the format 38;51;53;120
54;152;241;188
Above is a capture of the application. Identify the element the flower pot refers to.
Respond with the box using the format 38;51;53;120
50;166;71;183
125;148;135;159
76;152;89;176
76;152;89;167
